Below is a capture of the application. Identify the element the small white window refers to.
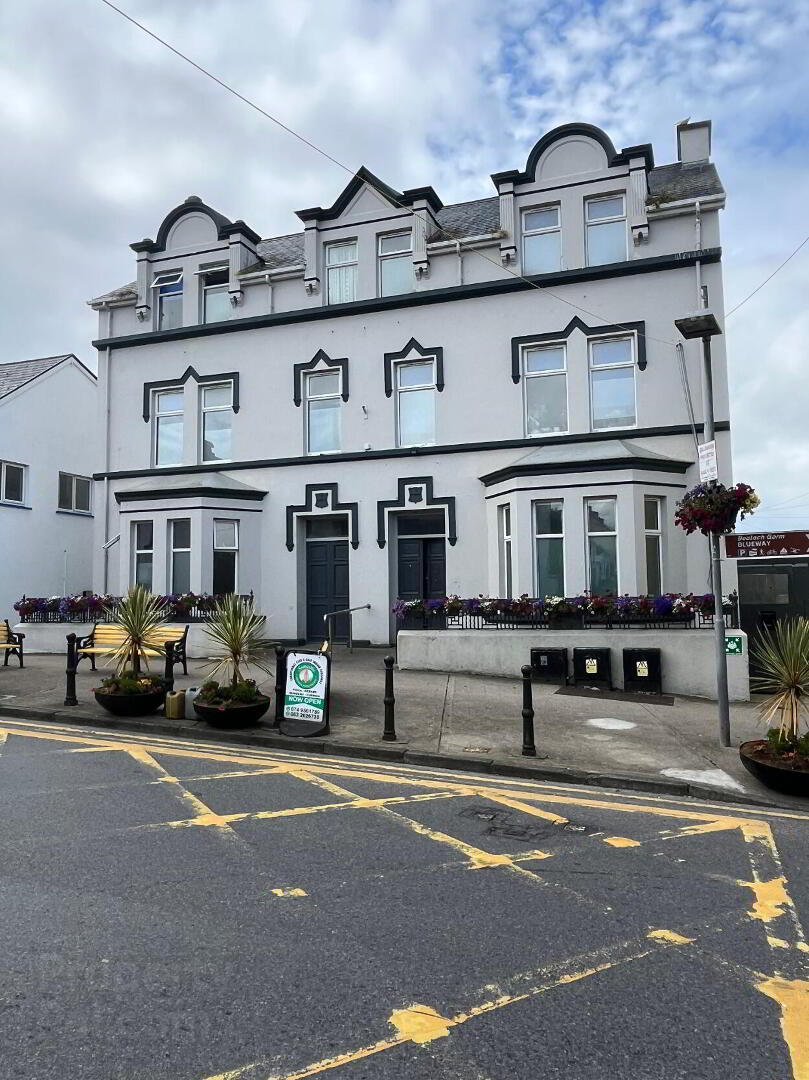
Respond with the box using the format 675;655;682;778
133;520;154;590
1;460;25;504
522;206;561;274
306;370;342;454
213;519;238;594
534;500;565;597
201;382;233;463
326;241;358;304
586;497;618;595
170;518;191;594
498;504;513;598
58;472;92;513
644;496;663;596
200;266;229;324
524;345;567;435
396;360;436;447
585;195;627;266
378;231;413;297
589;336;636;430
151;271;183;330
153;389;184;467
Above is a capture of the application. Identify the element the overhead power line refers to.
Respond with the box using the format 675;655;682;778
724;234;809;319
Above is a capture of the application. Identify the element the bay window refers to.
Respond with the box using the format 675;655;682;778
396;360;436;447
586;498;618;595
644;496;663;596
590;337;636;430
213;519;238;594
170;519;191;594
133;521;154;590
524;345;567;435
534;500;565;597
498;504;513;598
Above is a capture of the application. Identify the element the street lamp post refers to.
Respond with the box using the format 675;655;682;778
674;310;731;748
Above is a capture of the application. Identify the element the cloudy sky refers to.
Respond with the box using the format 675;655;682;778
2;0;807;531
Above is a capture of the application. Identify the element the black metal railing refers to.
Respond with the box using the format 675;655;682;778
15;592;254;624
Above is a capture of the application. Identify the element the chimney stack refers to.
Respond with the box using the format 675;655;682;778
677;119;711;163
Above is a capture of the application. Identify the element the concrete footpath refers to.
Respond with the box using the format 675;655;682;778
0;649;804;811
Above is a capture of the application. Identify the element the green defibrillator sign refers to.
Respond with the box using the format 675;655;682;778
725;635;743;656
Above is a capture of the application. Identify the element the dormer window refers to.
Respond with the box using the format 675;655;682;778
378;231;412;297
199;265;229;324
522;207;561;274
326;241;357;304
585;196;627;266
151;271;183;330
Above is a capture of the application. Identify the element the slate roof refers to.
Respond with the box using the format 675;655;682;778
0;355;85;401
431;197;501;241
256;232;305;269
647;161;724;205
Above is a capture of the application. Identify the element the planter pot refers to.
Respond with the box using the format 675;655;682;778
739;740;809;797
193;696;271;728
547;613;584;630
94;686;167;717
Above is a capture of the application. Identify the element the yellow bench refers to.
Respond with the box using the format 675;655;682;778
0;619;25;668
76;623;189;674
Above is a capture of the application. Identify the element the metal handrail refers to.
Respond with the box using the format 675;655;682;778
323;603;371;653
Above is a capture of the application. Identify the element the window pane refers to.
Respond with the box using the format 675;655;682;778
523;230;561;274
203;411;232;462
308;372;340;397
204;268;228;286
379;232;411;254
587;499;616;533
502;504;511;534
535;500;563;535
587;197;624;221
214;520;237;549
591;338;632;366
135;553;153;590
4;464;23;502
327;264;357;304
644;496;660;531
172;519;191;549
326;242;357;266
308;398;341;453
397;362;433;388
587;219;626;265
172;550;191;594
306;516;349;538
75;477;91;512
135;521;153;550
398;387;435;446
588;535;618;594
646;535;662;596
158;291;183;330
203;287;230;324
526;372;567;434
213;551;236;594
156;414;184;465
156;390;183;413
58;472;73;510
380;253;412;296
524;208;559;232
537;538;565;597
526;346;565;374
203;384;232;408
591;367;636;428
397;512;444;536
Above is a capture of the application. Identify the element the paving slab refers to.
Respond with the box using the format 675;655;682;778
0;648;804;811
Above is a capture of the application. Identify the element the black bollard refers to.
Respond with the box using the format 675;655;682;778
383;655;396;741
273;645;286;728
521;664;536;757
64;633;78;707
163;641;175;693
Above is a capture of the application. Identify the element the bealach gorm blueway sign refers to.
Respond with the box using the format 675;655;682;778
726;532;809;558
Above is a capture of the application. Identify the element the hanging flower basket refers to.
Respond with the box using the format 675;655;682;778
674;483;759;537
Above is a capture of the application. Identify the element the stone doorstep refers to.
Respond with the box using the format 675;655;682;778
0;703;790;812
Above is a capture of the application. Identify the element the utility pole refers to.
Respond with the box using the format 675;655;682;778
675;311;730;748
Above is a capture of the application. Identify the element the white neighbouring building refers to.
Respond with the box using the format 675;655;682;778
0;355;98;619
88;120;735;647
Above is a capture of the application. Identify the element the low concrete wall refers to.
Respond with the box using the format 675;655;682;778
13;622;212;659
397;628;750;702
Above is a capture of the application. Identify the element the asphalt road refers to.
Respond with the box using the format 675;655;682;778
1;717;807;1080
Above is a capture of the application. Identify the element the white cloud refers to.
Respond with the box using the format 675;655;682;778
1;0;808;521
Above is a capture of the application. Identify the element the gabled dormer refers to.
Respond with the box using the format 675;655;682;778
129;195;260;328
295;167;442;298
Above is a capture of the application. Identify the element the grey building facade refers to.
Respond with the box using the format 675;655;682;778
89;120;733;644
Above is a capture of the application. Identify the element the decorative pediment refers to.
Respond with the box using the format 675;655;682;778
510;318;647;383
142;366;240;421
491;124;653;188
383;338;444;398
376;476;457;548
293;350;349;407
285;483;359;550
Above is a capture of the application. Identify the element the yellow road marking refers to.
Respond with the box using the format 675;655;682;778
739;876;793;924
271;888;307;898
603;836;641;848
388;1004;452;1044
757;976;809;1080
767;936;791;950
647;929;695;945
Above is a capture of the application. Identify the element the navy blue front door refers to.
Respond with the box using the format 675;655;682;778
306;540;349;641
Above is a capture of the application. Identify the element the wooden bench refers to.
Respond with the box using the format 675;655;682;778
76;623;189;674
0;620;24;668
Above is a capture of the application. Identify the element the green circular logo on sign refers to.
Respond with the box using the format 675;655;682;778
293;661;319;690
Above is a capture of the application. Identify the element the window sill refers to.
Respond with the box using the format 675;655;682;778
526;430;569;439
0;500;31;510
591;424;638;433
56;508;94;518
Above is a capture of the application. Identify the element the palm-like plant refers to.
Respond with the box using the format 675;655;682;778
202;593;275;688
106;586;169;675
750;617;809;743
